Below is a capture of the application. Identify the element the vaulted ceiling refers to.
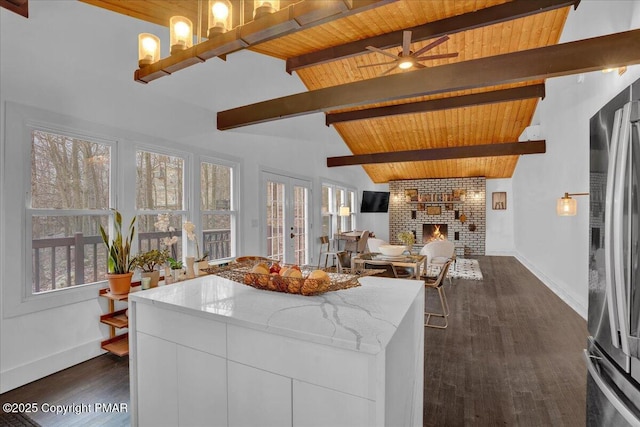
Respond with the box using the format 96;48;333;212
80;0;577;183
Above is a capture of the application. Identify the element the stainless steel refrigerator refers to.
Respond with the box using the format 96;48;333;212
587;77;640;426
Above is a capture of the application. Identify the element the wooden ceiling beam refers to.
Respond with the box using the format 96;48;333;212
217;29;640;130
134;0;397;83
327;141;546;167
286;0;580;74
1;0;28;18
325;84;546;125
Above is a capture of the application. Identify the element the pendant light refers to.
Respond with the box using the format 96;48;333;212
170;16;193;55
253;0;279;19
208;0;232;38
138;33;160;67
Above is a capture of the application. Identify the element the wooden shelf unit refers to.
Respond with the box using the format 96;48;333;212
99;287;138;356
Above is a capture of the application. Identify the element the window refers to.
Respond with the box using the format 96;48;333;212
135;149;186;260
322;182;357;237
29;129;113;294
200;160;235;261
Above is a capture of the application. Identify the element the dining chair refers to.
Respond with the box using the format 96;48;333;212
424;259;453;329
336;251;351;273
318;235;340;270
345;230;370;254
420;240;455;284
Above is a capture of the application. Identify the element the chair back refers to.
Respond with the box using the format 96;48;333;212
420;240;455;258
367;238;388;253
336;251;351;271
363;260;398;278
355;230;370;253
426;259;453;288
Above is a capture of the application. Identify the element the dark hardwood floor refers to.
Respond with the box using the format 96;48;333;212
424;256;588;426
0;353;129;426
1;256;588;426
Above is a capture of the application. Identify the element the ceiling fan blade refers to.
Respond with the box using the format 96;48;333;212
415;53;459;61
413;62;427;69
365;46;400;60
412;35;450;58
402;31;411;57
380;65;398;76
357;60;399;68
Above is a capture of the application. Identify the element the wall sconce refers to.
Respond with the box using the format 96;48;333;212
138;33;160;67
208;0;232;38
254;0;280;19
170;16;193;55
556;192;589;216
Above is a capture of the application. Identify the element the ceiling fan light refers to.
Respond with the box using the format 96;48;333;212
208;0;232;38
398;59;413;70
138;33;160;67
170;16;193;55
254;0;279;20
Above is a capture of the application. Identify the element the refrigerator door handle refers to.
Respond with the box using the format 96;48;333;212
584;349;640;426
605;108;624;349
613;102;632;357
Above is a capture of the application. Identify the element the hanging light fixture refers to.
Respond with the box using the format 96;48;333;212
138;33;160;67
208;0;232;38
170;16;193;55
557;192;589;216
254;0;280;19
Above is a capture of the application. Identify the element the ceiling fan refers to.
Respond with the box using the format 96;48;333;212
359;31;459;76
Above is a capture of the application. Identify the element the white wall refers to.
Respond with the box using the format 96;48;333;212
485;179;515;255
0;1;374;392
512;0;640;319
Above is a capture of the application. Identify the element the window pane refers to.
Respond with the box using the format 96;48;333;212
266;181;284;261
32;215;108;293
31;130;110;209
201;162;232;211
202;214;232;260
136;213;183;260
136;150;184;210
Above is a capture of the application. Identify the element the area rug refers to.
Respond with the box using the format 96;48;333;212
426;258;484;281
0;412;42;427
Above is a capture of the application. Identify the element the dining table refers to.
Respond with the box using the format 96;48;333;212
351;252;426;280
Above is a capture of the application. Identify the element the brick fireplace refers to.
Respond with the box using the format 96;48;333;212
388;177;485;256
423;224;448;242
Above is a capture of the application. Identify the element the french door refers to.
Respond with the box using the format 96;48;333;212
262;171;311;265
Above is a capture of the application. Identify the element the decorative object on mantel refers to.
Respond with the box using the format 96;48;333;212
405;188;418;202
492;191;507;210
100;209;136;295
557;192;589;216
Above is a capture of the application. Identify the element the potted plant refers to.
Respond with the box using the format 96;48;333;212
100;209;136;295
132;248;168;288
167;257;184;282
183;221;209;277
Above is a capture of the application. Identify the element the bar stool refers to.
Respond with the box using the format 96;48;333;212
318;236;339;270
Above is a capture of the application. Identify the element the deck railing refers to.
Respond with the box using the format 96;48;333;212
32;229;231;292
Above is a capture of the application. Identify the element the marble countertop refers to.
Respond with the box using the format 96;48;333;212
129;274;424;354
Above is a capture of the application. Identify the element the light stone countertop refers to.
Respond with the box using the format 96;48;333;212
129;273;424;354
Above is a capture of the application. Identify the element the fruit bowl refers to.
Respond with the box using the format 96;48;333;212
378;245;406;256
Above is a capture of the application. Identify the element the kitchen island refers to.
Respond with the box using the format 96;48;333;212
128;273;424;427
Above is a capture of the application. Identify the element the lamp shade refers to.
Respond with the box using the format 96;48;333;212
557;196;577;216
138;33;160;67
170;16;193;54
208;0;232;38
254;0;279;19
339;206;350;217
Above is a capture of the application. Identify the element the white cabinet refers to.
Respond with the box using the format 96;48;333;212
228;361;291;427
129;275;424;426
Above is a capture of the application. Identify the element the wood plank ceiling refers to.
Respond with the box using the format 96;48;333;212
81;0;573;183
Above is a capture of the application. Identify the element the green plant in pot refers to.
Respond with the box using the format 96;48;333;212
100;209;136;295
167;257;184;281
132;248;168;289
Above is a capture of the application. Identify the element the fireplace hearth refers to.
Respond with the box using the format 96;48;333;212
423;224;448;243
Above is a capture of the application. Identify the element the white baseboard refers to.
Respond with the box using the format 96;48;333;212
514;252;587;320
484;250;516;256
0;339;104;394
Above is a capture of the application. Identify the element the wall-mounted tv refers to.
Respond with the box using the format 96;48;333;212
360;191;390;213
